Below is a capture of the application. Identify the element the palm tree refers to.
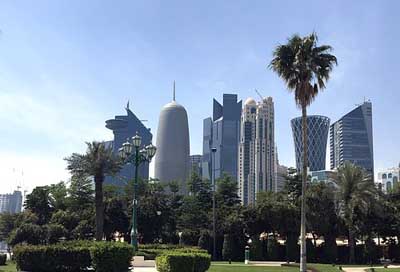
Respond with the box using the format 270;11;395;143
65;141;121;240
269;33;337;271
335;162;376;264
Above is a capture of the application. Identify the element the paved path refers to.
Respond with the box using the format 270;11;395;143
343;265;400;272
132;267;157;272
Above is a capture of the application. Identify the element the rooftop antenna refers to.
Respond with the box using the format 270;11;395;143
254;89;263;100
172;81;176;101
125;100;130;111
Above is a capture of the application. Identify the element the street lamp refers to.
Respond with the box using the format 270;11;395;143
119;133;156;251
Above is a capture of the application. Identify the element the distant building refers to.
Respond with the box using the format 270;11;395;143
154;85;190;194
0;190;22;214
189;155;202;177
275;149;288;192
310;170;336;184
291;115;330;172
105;103;153;186
238;97;276;205
202;94;242;184
330;101;374;176
377;165;400;192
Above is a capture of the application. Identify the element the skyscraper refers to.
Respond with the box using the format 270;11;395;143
202;94;242;183
330;101;374;175
105;103;152;186
238;97;275;205
0;190;22;214
189;155;202;177
291;115;330;172
154;85;190;194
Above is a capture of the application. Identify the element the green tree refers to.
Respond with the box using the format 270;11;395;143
335;162;377;264
0;213;18;242
48;182;68;211
269;32;337;271
25;186;53;225
68;174;94;212
65;141;121;240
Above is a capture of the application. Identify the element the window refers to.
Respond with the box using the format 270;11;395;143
387;182;392;191
388;173;393;179
382;174;387;179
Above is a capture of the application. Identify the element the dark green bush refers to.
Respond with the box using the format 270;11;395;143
156;252;211;272
267;237;280;261
13;243;91;272
13;241;133;272
138;244;206;260
222;234;233;261
0;254;6;265
90;241;134;272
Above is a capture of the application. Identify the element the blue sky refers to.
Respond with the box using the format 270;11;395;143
0;0;399;193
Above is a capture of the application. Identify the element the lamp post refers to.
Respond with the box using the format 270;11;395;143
211;147;217;260
119;133;156;251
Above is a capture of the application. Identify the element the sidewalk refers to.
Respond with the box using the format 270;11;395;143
343;265;400;272
133;268;157;272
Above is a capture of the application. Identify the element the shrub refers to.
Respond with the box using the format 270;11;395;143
197;232;210;251
13;241;133;272
8;223;45;246
156;252;211;272
45;224;68;244
90;241;134;272
13;242;91;272
138;244;206;260
222;234;233;261
0;254;6;265
267;237;280;261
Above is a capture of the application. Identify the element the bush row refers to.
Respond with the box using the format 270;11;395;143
156;251;211;272
137;244;207;260
13;241;133;272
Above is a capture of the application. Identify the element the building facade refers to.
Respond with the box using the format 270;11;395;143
189;155;202;177
310;170;336;184
291;115;330;172
154;92;190;194
104;104;153;186
238;97;275;205
0;190;22;214
377;165;400;192
330;101;374;175
202;94;242;184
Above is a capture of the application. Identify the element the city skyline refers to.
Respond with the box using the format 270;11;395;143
1;1;399;193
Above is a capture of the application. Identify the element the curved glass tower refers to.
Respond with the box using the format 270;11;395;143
291;115;330;172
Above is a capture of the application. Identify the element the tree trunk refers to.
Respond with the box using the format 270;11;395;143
94;175;104;241
300;105;308;272
348;226;356;264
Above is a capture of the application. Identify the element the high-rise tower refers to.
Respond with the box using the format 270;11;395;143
202;94;242;183
154;83;190;194
238;97;275;205
291;115;330;172
105;104;152;186
330;101;374;175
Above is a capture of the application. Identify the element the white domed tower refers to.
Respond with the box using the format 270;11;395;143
154;82;190;194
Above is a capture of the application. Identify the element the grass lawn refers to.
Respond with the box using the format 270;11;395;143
375;270;400;272
0;262;16;272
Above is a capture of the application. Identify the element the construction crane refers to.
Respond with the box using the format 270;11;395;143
254;89;264;100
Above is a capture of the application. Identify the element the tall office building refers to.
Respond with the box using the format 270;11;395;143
154;85;190;194
189;155;202;177
105;103;153;186
238;97;275;205
291;115;330;172
330;101;374;175
0;190;22;214
202;94;242;183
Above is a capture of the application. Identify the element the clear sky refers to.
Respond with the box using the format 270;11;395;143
0;0;399;193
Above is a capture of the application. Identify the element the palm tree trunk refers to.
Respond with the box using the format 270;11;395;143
300;105;308;272
94;175;104;241
349;225;356;264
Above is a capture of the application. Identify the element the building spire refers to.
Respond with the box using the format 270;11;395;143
125;100;130;111
173;80;176;101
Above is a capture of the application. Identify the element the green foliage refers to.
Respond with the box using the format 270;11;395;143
266;237;280;261
198;231;210;251
25;186;53;225
13;242;91;272
156;251;211;272
0;254;6;265
0;213;18;241
8;223;45;246
90;241;134;272
137;244;207;260
45;224;68;244
13;241;133;272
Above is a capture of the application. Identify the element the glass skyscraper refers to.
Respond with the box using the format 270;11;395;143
291;115;330;172
330;101;374;175
202;94;242;183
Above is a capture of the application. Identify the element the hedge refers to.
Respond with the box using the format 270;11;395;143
156;251;211;272
0;254;6;265
13;241;133;272
137;244;207;260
